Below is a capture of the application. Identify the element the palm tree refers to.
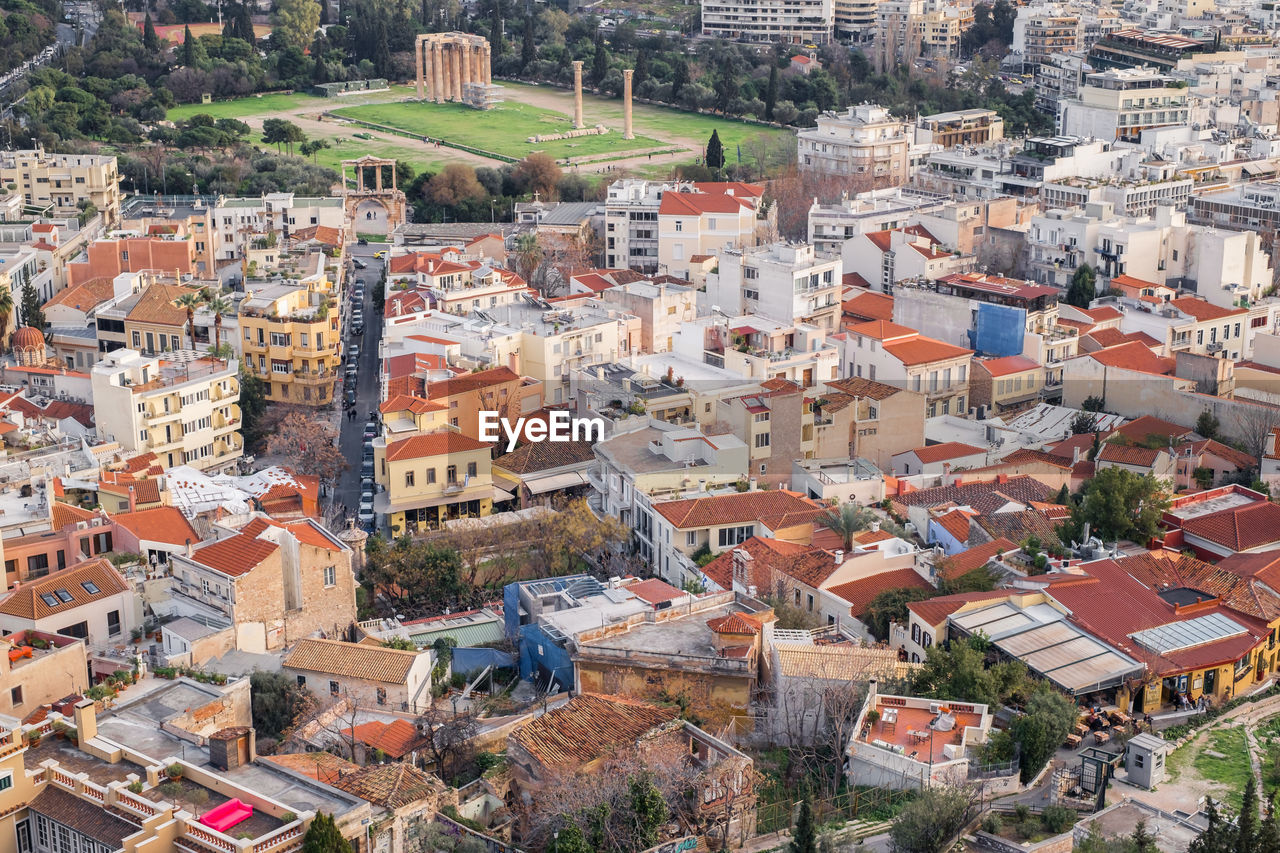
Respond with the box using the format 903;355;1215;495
205;292;233;353
513;231;543;283
175;291;206;352
816;503;877;551
0;288;14;351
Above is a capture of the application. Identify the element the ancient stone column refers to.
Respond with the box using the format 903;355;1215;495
451;45;462;102
416;36;425;100
432;42;444;104
484;43;492;84
471;44;482;94
623;69;634;140
572;61;585;129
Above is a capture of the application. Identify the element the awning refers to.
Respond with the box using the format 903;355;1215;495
526;470;591;495
1243;161;1272;176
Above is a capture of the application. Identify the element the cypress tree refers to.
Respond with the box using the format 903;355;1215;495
143;13;159;50
671;57;688;100
181;26;196;66
790;799;816;853
300;814;349;853
521;14;535;70
705;129;725;171
1242;777;1260;853
591;32;608;86
235;4;255;44
634;49;649;90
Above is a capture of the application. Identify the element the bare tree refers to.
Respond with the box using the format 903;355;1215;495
1232;402;1280;474
415;702;480;783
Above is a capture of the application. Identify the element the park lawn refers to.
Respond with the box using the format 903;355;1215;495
311;134;444;176
1193;727;1253;809
332;98;666;160
166;85;419;123
500;81;795;165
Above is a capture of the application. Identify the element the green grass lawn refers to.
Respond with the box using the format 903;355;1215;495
168;91;329;122
331;98;667;160
310;134;443;176
1193;727;1253;809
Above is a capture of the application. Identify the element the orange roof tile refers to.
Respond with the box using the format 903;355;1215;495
52;501;101;529
828;568;933;618
659;192;753;216
977;355;1040;377
849;319;918;341
908;442;987;464
284;638;422;683
339;719;426;758
190;531;279;577
933;508;975;543
378;394;447;415
111;507;198;546
625;578;685;605
842;290;895;322
885;336;973;366
385;431;489;462
1170;296;1246;321
1086;341;1175;375
938;538;1018;579
1098;442;1166;467
0;558;129;620
510;694;677;770
424;366;522;400
652;490;826;530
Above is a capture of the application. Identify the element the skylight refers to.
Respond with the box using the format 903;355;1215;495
81;581;100;595
55;589;73;603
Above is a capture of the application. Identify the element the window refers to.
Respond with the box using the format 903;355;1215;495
911;623;920;643
329;680;340;696
132;331;141;348
806;593;814;612
376;688;387;705
922;632;933;648
1134;753;1145;768
426;468;436;484
686;531;697;546
405;471;415;487
467;461;477;477
9;686;21;707
794;588;801;606
107;610;121;637
323;565;336;587
755;432;771;448
718;525;755;547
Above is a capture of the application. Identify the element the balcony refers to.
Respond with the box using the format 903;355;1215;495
215;433;243;457
212;380;239;402
292;368;337;385
213;404;242;430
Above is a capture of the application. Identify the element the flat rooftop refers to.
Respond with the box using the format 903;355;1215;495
576;601;755;658
1167;490;1261;521
860;698;985;766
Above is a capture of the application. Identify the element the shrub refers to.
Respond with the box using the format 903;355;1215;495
280;812;297;824
166;763;184;779
1014;804;1031;822
128;781;144;794
980;813;1003;834
1016;818;1040;840
1041;805;1076;834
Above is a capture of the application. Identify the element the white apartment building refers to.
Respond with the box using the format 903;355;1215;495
658;191;761;280
386;251;529;315
841;320;973;417
701;0;834;44
842;227;971;292
1040;176;1193;218
1058;67;1191;143
0;149;121;225
798;105;911;184
835;0;879;40
807;189;949;256
707;243;842;329
212;194;346;262
669;314;841;388
91;349;243;472
916;136;1126;201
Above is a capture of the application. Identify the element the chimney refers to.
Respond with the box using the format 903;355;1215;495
732;548;754;593
73;698;97;743
996;473;1009;484
867;678;878;702
834;549;844;565
127;484;136;513
185;538;193;558
870;520;881;532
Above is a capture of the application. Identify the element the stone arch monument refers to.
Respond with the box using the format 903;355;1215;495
342;156;406;235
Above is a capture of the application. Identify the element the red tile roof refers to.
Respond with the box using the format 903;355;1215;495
842;290;894;322
707;612;761;634
1181;501;1280;552
1086;341;1176;376
976;355;1041;377
885;336;973;366
907;589;1014;627
659;192;753;216
340;719;425;758
1113;415;1193;443
0;558;129;620
385;431;489;462
908;442;986;464
424;366;522;399
825;376;902;401
939;538;1018;580
510;694;677;770
700;536;836;592
1077;306;1123;323
848;319;918;341
933;508;975;543
827;568;932;618
190;531;279;577
895;476;1052;512
626;578;685;605
1097;442;1166;467
110;507;198;546
1170;296;1246;321
52;501;101;529
652;490;826;531
378;394;446;415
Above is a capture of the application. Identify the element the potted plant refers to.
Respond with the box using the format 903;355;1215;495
166;763;184;780
865;709;881;727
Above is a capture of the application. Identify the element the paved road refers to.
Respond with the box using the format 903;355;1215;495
333;243;385;527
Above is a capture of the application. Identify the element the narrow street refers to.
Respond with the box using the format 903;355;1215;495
333;243;385;526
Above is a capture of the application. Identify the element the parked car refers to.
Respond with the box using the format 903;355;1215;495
361;458;375;478
364;421;378;438
347;345;360;364
358;506;376;529
344;388;356;407
353;258;368;269
357;237;368;246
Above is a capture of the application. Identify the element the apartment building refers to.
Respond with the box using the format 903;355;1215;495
0;558;135;650
835;0;878;39
67;234;197;289
915;136;1126;200
1015;9;1081;68
419;365;544;439
375;431;500;533
169;516;356;653
1034;53;1089;115
91;350;243;472
119;194;217;273
842;226;971;292
814;376;926;470
873;0;923;72
92;280;203;357
842;320;973;418
0;149;121;225
1058;66;1190;143
914;110;1005;149
669;313;842;388
707;242;842;329
797;105;911;185
658;192;761;280
701;0;834;44
1040;176;1193;219
807;188;949;256
239;281;341;407
386;250;530;315
211;194;345;262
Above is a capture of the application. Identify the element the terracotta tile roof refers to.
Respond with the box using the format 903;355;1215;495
848;319;918;341
908;442;986;464
938;538;1018;580
933;508;975;543
331;762;447;807
1170;296;1246;321
626;578;685;605
52;500;101;529
0;558;129;620
383;291;430;316
44;278;116;311
827;568;932;618
1086;341;1175;375
189;528;279;577
824;376;902;401
510;693;677;770
1056;318;1094;334
111;507;198;546
424;366;522;399
842;291;894;322
1219;552;1280;588
707;612;761;634
975;512;1060;550
1181;501;1280;552
976;355;1041;377
1182;439;1256;471
896;476;1052;513
653;490;826;530
1084;328;1162;349
700;536;835;591
125;283;194;327
493;439;595;475
1047;433;1098;461
378;394;446;415
122;452;163;475
284;638;422;684
853;528;896;545
1077;306;1123;323
98;475;162;506
385;431;489;462
659;191;753;216
339;719;427;758
998;448;1073;470
884;336;973;366
865;231;894;252
261;751;360;784
1113;415;1193;443
690;181;765;200
1098;442;1166;467
27;786;139;848
843;272;872;289
240;516;340;551
907;589;1014;626
1119;551;1280;622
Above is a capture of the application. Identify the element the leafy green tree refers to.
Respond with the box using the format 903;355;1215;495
791;798;816;853
911;636;1029;707
706;129;725;171
671;57;688;100
1009;688;1076;782
363;538;465;614
237;368;268;449
889;786;973;853
1130;819;1159;853
271;0;321;50
1069;467;1171;543
546;820;590;853
249;670;311;738
627;774;668;850
1082;395;1106;413
863;586;933;643
143;13;160;50
300;813;349;853
19;282;44;332
1196;410;1221;440
1189;798;1237;853
1065;263;1097;308
1257;792;1279;853
261;118;306;155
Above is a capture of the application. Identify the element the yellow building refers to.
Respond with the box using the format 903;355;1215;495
0;149;121;225
374;430;500;534
239;280;341;406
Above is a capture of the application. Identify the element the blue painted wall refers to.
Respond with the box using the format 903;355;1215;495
971;303;1027;357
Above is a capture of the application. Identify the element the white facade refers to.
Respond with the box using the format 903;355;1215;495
707;243;843;329
701;0;835;44
798;106;911;182
212;195;345;262
1058;67;1191;142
